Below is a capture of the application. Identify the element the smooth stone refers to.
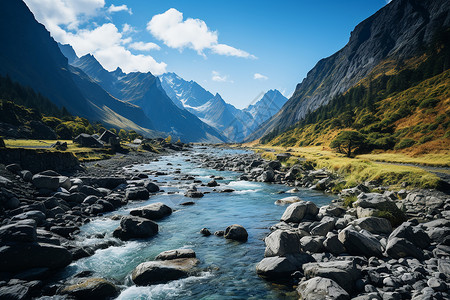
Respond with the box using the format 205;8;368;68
129;202;172;220
297;277;350;300
224;224;248;242
264;230;301;257
60;278;119;299
112;216;158;241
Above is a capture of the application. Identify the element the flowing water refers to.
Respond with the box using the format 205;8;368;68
60;147;336;299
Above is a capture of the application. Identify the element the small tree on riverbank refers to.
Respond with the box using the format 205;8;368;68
330;130;366;157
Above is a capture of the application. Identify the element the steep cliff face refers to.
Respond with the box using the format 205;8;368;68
248;0;450;141
0;0;158;137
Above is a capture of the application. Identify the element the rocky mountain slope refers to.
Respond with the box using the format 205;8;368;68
248;0;450;141
159;73;287;141
71;55;226;142
0;0;157;137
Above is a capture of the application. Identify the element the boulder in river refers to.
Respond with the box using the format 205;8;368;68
281;201;318;223
60;278;119;299
131;258;199;286
185;190;204;198
125;187;150;201
155;249;196;260
264;230;301;257
275;196;301;206
351;217;392;234
256;253;314;280
129;202;172;220
113;216;158;241
224;224;248;242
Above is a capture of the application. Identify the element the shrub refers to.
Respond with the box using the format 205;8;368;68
343;195;357;207
419;98;440;109
418;135;433;144
394;138;415;149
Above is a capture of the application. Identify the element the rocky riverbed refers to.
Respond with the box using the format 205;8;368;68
0;145;448;299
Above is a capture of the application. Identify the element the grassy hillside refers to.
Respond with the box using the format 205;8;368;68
262;29;450;157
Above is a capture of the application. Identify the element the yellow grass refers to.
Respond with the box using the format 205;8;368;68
251;145;442;189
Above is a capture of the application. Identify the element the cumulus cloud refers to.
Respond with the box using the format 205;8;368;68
212;71;233;83
254;73;268;80
129;41;161;51
108;4;132;14
147;8;255;58
23;0;167;75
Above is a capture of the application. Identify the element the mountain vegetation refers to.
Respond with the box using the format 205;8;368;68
261;27;450;156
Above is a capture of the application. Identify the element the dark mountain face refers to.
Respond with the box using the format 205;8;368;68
72;55;227;142
248;0;450;141
0;0;94;119
0;0;158;136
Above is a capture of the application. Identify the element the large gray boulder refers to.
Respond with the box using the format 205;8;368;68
310;216;336;236
0;242;72;272
338;227;383;257
11;211;46;226
60;278;119;299
132;258;199;285
144;181;160;193
281;201;318;223
32;174;60;190
0;220;37;243
389;222;430;249
385;237;424;260
351;217;392;234
256;253;314;279
264;230;301;257
302;260;361;293
297;277;349;300
224;224;248;241
300;236;325;253
125;187;150;200
113;216;158;241
323;233;346;255
353;193;406;224
130;202;172;220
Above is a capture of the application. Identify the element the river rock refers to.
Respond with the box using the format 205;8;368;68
112;216;158;241
318;205;346;218
130;202;172;220
297;277;349;300
264;230;301;257
224;224;248;241
185;190;204;198
302;260;361;293
0;284;31;300
385;237;424;260
0;242;72;272
310;216;336;236
353;193;405;223
11;210;46;226
338;227;383;257
155;249;196;260
281;201;318;223
32;174;60;190
323;233;346;255
275;196;301;205
144;181;160;193
207;180;218;187
300;236;325;253
125;187;149;200
60;278;119;299
0;219;37;243
388;222;430;249
256;256;295;279
200;228;211;236
351;217;392;234
131;258;199;285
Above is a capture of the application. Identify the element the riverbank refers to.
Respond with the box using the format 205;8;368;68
0;144;448;299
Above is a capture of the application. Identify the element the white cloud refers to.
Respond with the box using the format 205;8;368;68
212;71;233;83
129;42;161;51
108;4;132;14
147;8;255;58
122;23;134;34
24;0;167;75
254;73;268;80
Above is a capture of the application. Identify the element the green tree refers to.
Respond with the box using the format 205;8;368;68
118;129;128;141
330;130;367;157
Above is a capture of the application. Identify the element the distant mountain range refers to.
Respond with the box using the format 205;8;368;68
248;0;450;142
0;0;287;143
160;73;287;141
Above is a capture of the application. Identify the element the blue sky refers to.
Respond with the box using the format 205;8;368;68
24;0;388;108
